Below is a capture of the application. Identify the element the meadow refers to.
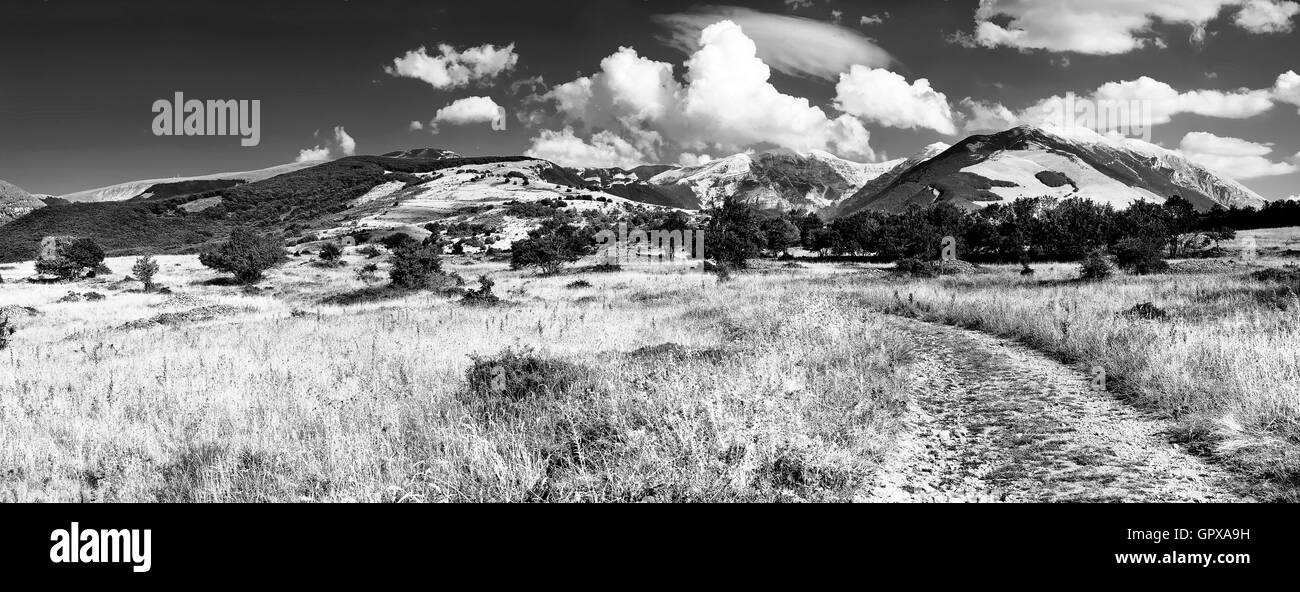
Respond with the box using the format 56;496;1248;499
3;232;1298;501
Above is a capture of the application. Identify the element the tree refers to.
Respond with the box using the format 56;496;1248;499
318;242;343;263
199;227;286;284
36;237;105;280
705;196;766;269
1079;249;1113;280
760;217;801;257
1113;237;1169;275
389;241;443;289
509;217;595;275
132;254;160;292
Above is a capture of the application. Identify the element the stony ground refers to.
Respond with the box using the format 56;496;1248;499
857;315;1253;503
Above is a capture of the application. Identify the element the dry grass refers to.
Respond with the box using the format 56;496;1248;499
846;259;1300;500
0;254;914;502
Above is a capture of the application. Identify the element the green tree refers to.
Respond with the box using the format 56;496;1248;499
705;196;766;268
389;241;443;289
132;254;160;291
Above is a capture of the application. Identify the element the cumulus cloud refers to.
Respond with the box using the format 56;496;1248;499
409;120;424;131
1179;131;1299;178
1235;0;1300;32
959;1;1299;54
1016;76;1276;128
524;127;649;169
536;20;876;163
834;66;957;134
1274;70;1300;112
654;7;891;80
384;43;519;89
678;152;714;166
960;98;1021;132
430;96;504;132
295;126;356;163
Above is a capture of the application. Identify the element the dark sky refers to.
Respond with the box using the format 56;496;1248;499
1;0;1297;199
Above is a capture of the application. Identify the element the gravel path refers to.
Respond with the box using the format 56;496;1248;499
858;315;1251;503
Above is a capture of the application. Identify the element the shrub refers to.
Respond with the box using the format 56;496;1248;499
1079;249;1112;280
388;242;442;289
565;280;593;289
510;220;595;275
354;263;381;283
1121;302;1168;320
0;315;13;350
464;348;584;401
378;233;415;250
358;245;382;259
318;242;343;263
132;254;160;291
894;258;938;278
461;274;500;305
1113;237;1169;275
199;227;286;284
36;237;106;280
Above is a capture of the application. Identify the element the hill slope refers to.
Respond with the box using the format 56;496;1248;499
843;126;1266;215
0;179;46;225
58;161;321;203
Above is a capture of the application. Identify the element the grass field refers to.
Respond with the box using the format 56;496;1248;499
2;236;1298;501
0;254;914;502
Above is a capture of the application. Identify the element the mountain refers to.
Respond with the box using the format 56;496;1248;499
841;125;1266;216
0;179;46;225
58;161;320;203
381;148;462;159
0;153;657;262
576;165;699;209
822;143;951;218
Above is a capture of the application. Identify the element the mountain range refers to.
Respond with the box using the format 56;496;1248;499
0;125;1273;262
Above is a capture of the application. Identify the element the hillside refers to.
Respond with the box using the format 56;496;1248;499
843;125;1266;215
58;161;320;203
0;179;45;225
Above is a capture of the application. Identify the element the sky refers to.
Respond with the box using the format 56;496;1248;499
1;0;1298;199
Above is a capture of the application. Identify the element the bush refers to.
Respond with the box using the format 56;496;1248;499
565;280;593;289
464;348;585;401
358;245;382;258
510;220;595;275
132;254;160;291
1113;237;1169;275
379;233;415;250
318;242;343;263
894;258;938;278
388;242;442;289
199;227;286;284
36;237;106;280
461;275;500;305
0;315;14;350
1079;249;1113;280
354;262;381;283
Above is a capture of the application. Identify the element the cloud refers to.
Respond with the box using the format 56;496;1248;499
431;96;504;132
1235;0;1300;32
860;14;887;25
1274;70;1300;112
409;120;424;131
1179;131;1299;178
959;1;1298;54
654;7;892;80
384;43;519;89
678;152;714;167
783;0;815;10
537;20;876;163
295;126;356;163
524;127;648;169
834;66;957;134
1018;76;1276;128
960;98;1021;132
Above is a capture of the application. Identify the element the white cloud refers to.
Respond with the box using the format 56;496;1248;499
1235;0;1300;32
960;98;1021;132
384;43;518;89
1179;131;1299;178
539;20;876;162
678;152;714;166
1018;76;1276;128
1274;70;1300;112
783;0;815;10
295;126;356;163
524;127;648;169
834;66;957;134
431;96;504;132
860;14;887;25
409;120;424;131
961;1;1297;54
654;7;891;81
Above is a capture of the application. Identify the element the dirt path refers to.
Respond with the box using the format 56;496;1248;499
858;315;1251;503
